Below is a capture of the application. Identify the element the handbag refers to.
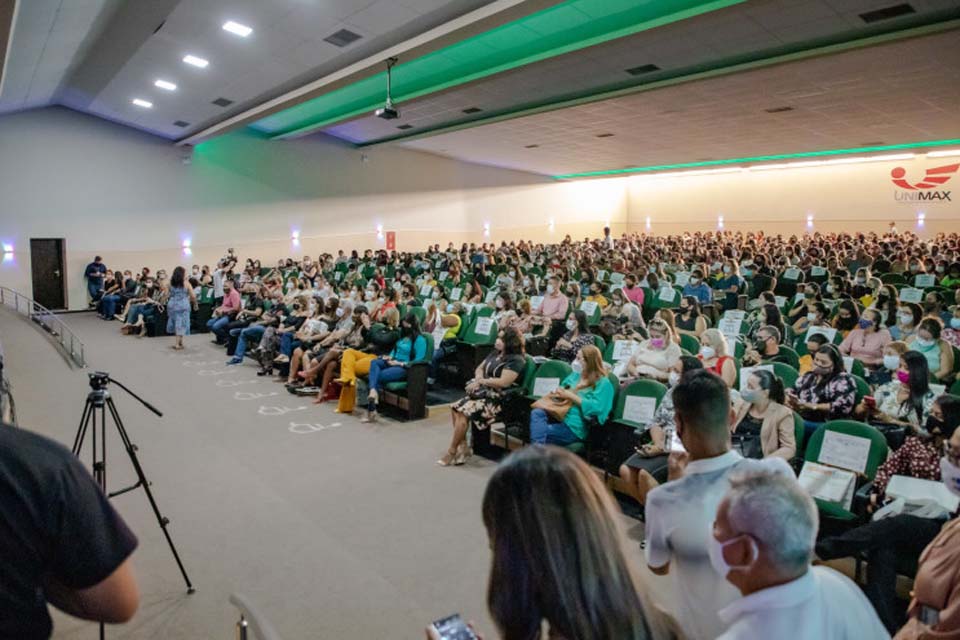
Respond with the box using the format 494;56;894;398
531;393;573;422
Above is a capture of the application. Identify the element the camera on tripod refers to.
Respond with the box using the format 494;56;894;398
88;371;110;390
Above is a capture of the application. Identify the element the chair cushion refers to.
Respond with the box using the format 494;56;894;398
384;381;408;392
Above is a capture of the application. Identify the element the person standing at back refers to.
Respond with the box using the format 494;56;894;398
644;369;793;640
165;266;197;351
84;256;107;306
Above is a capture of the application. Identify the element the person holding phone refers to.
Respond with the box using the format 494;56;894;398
786;344;857;441
426;446;676;640
530;345;613;446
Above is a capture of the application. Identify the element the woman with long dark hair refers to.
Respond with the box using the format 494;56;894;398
787;344;858;440
362;312;426;423
478;446;674;640
165;266;197;351
868;350;936;431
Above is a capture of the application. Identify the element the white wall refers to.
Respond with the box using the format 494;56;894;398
0;107;624;309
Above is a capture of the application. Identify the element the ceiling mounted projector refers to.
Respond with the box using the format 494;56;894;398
375;57;400;120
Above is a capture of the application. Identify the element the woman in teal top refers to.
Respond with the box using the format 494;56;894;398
907;317;954;383
363;313;427;422
530;345;614;445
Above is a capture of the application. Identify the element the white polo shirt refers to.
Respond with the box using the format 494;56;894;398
644;450;792;640
717;566;890;640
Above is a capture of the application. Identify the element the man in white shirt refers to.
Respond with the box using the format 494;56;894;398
711;468;889;640
644;370;792;640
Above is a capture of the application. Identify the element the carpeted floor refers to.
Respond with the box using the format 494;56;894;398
1;308;656;639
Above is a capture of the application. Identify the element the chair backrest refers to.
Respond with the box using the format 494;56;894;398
413;333;434;363
804;420;889;480
516;355;538;394
461;315;498;346
851;374;870;404
792;411;806;459
765;361;800;390
529;360;573;398
679;333;700;355
592;334;606;352
614;378;668;429
651;286;680;310
776;344;801;370
409;306;427;325
579;300;602;325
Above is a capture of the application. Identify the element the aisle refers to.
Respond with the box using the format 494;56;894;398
1;309;499;639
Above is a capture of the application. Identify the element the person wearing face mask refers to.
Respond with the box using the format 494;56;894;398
529;345;613;446
698;329;737;388
682;269;713;305
359;313;427;423
890;302;921;341
621;273;646;306
549;310;594;364
644;370;795;640
869;340;909;386
619;356;704;502
817;396;960;634
864;351;936;439
371;286;398;323
787;344;858;440
944;305;960;349
438;327;526;466
792;300;829;335
675;296;708;339
626;318;681;382
908;318;954;382
850;268;873;300
731;370;795;460
870;285;900;331
940;263;960;288
710;469;889;640
536;276;571;352
584;281;609;309
923;292;951;324
838;308;891;373
831;299;861;338
787;283;821;324
491;292;514;325
717;260;745;312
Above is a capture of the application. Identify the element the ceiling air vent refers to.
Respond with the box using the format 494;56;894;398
462;107;483;114
764;106;794;113
626;64;661;76
173;120;190;127
859;3;915;23
524;144;539;148
396;124;413;130
595;133;614;138
211;97;234;107
324;29;362;47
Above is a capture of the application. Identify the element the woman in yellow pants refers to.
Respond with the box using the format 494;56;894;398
335;308;400;413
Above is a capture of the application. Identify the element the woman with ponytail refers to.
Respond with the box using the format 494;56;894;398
731;369;797;460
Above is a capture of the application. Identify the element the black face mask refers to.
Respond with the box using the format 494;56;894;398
923;302;937;313
924;415;944;437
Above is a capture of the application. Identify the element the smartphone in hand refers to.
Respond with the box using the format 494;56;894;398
429;614;478;640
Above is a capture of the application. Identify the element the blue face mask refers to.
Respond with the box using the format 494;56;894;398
951;318;960;329
914;338;935;351
858;318;872;330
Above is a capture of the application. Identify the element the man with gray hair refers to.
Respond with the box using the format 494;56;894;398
710;468;889;639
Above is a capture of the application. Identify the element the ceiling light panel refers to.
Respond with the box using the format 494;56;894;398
222;21;253;37
183;54;209;68
154;79;177;91
132;98;153;108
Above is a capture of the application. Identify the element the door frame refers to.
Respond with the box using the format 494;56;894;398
29;238;68;310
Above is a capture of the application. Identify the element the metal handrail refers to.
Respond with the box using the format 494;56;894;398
229;593;283;640
0;287;86;367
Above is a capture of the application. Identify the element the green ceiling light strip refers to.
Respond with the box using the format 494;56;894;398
550;139;960;180
360;18;960;148
251;0;745;138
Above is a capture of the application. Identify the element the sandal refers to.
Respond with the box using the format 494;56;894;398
437;448;457;466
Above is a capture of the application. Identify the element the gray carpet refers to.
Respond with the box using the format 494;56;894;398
1;308;653;639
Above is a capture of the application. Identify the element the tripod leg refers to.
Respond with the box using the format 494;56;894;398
72;399;93;457
105;398;195;593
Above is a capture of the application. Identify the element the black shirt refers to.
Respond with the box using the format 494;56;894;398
0;426;138;639
84;262;106;282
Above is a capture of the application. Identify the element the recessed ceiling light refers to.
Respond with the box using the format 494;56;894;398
222;21;253;37
132;98;153;108
154;79;177;91
183;54;209;68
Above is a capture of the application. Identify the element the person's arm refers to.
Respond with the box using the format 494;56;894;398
412;336;427;362
644;491;671;576
871;442;908;497
768;409;797;460
479;368;519;390
44;557;139;623
838;331;853;355
720;358;737;388
936;341;954;381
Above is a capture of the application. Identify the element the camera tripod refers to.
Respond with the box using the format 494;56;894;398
72;372;194;638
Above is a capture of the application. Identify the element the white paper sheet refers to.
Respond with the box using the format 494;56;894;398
784;267;801;280
420;285;433;297
474;317;494;336
899;287;923;303
718;318;742;339
810;266;827;277
623;396;657;425
532;377;560;397
914;274;936;288
723;310;747;321
450;287;462;300
819;430;871;474
806;326;838;343
886;475;960;513
612;340;638;362
658;287;676;303
580;300;599;316
738;365;774;391
799;461;856;510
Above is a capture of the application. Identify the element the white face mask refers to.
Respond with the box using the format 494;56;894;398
883;354;900;371
364;290;374;301
722;266;732;275
806;312;817;322
546;284;555;294
496;299;504;309
571;360;583;374
899;313;913;326
565;319;577;331
335;307;344;317
668;371;680;387
707;528;758;579
825;284;835;294
941;457;960;497
699;345;716;360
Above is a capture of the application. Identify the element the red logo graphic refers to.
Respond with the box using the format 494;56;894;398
890;163;959;190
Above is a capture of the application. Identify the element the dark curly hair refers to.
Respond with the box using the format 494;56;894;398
500;325;525;356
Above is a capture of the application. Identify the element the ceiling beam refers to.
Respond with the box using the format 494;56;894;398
0;0;17;98
177;0;549;147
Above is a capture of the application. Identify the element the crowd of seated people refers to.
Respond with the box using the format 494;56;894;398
98;228;960;637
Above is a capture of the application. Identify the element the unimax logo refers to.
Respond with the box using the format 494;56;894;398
891;163;957;202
